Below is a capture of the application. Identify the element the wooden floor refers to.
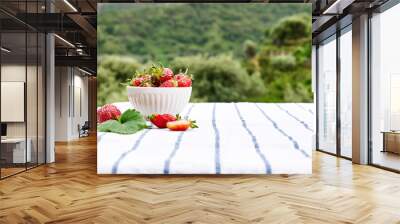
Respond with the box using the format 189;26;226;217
1;167;26;178
1;136;400;223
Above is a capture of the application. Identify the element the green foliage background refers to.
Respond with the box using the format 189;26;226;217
98;3;312;106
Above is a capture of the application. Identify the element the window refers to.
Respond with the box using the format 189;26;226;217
370;3;400;171
0;2;46;179
339;27;352;158
317;35;337;154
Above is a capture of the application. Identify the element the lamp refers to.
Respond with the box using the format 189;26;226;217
54;34;75;48
78;67;93;76
63;0;78;12
322;0;354;15
1;47;11;53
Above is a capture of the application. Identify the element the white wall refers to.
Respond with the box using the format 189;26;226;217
1;65;40;138
1;63;46;164
55;67;69;141
71;72;89;138
1;65;26;141
55;67;89;141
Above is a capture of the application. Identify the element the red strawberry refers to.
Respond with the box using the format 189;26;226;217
131;77;144;86
131;74;153;87
174;73;187;80
97;104;121;123
166;120;198;131
141;81;153;87
160;79;178;87
160;68;174;83
177;77;192;87
140;74;153;87
148;114;180;128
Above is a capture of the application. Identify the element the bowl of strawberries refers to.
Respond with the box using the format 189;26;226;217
127;65;193;116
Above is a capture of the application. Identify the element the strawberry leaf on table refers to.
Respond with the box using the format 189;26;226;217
98;109;149;134
119;109;143;123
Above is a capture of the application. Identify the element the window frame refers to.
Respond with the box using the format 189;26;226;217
315;22;353;160
367;0;400;173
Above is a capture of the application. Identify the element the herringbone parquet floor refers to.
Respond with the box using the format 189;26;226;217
1;135;400;224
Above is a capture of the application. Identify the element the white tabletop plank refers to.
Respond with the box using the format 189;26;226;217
98;102;313;174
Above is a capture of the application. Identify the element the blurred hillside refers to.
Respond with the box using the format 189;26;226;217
97;3;312;106
98;3;310;63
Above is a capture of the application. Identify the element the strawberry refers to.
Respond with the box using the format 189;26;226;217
174;71;192;87
97;104;121;123
166;120;198;131
131;73;153;87
139;74;153;87
174;73;187;80
148;114;180;128
131;66;191;87
160;79;178;87
148;64;164;84
131;77;144;86
177;77;192;87
160;68;174;83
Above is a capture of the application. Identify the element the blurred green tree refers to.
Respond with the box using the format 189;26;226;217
256;13;312;102
269;15;310;46
243;40;257;59
97;56;141;106
171;55;265;102
98;4;310;64
242;40;259;75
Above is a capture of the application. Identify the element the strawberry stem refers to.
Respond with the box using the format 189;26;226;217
190;120;198;128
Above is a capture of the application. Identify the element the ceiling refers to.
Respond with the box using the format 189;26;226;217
0;0;97;74
311;0;390;43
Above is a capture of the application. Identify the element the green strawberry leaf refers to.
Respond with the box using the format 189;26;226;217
119;109;144;123
98;109;148;134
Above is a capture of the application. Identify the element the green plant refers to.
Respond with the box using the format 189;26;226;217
97;55;141;106
171;55;265;102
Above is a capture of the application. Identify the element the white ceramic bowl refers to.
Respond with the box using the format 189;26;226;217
127;86;192;116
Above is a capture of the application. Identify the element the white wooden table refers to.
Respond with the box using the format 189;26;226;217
98;102;314;174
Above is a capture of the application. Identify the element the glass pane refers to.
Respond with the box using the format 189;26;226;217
38;32;45;165
0;1;46;178
26;0;40;169
1;30;27;177
317;36;337;154
27;30;38;169
340;28;352;158
371;4;400;171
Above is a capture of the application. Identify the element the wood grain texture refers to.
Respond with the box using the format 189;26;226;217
1;135;400;223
